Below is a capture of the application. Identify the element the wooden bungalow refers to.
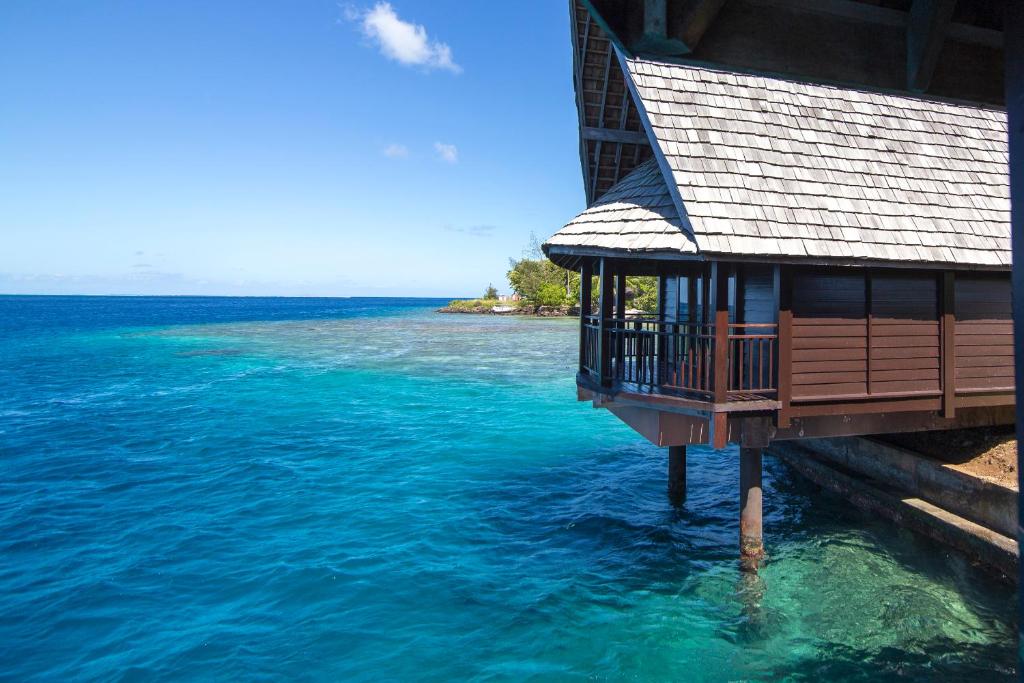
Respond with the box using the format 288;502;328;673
544;0;1013;569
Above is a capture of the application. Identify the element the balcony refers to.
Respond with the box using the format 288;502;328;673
579;315;779;410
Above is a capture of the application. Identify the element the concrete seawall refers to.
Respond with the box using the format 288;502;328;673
801;437;1017;538
771;437;1019;580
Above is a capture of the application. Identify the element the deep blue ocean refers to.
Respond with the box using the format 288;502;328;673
0;296;1016;681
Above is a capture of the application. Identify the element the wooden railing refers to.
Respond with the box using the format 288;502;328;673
727;323;778;396
579;317;778;401
581;315;600;378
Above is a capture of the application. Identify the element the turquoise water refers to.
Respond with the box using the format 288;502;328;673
0;296;1016;680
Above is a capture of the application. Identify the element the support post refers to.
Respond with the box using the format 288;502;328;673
643;0;667;40
598;259;614;386
710;262;730;448
776;266;793;428
739;447;765;571
615;272;627;371
668;445;686;506
941;271;956;418
579;261;593;375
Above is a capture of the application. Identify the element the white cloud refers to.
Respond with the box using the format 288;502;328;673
383;143;409;158
352;2;461;73
434;142;458;163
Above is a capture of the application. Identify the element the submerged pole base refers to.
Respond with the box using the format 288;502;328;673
668;445;686;506
739;536;766;572
739;447;764;572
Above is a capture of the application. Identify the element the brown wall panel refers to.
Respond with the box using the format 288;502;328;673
791;271;867;400
869;274;940;393
954;275;1013;392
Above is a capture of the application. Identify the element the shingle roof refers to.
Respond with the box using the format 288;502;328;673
548;53;1011;268
545;158;697;256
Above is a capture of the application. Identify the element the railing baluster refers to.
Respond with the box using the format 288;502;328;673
586;318;778;400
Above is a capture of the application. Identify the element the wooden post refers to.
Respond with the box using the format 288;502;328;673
865;270;873;396
711;262;730;448
739;447;765;571
941;271;956;418
579;261;593;374
643;0;667;39
734;265;745;325
668;445;686;506
615;272;627;371
687;274;698;323
598;259;614;386
776;265;793;428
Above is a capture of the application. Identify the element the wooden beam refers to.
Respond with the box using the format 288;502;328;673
907;0;956;92
573;4;593;205
678;0;728;52
644;0;667;39
747;0;1000;48
636;0;690;55
581;126;650;146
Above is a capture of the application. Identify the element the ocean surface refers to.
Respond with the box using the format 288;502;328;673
0;295;1016;681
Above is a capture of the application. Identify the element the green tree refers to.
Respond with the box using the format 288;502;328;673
483;283;498;300
535;282;569;307
628;276;659;313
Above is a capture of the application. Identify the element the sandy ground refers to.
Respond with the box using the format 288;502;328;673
880;427;1017;490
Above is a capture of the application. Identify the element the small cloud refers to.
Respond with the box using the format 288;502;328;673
383;143;409;158
434;142;458;163
444;224;495;238
348;2;461;74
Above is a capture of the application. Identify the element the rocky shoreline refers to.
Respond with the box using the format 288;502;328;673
437;303;577;317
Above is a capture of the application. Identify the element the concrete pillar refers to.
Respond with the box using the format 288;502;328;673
739;447;765;571
668;445;686;505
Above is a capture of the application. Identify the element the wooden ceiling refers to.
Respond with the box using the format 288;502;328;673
572;0;653;206
584;0;1005;105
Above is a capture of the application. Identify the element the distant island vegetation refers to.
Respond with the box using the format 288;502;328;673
440;235;657;316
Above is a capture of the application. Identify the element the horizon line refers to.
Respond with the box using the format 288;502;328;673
0;293;471;300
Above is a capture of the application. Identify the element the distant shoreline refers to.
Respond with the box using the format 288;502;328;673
437;302;577;317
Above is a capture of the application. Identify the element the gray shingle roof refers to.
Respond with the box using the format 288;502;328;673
545;158;697;255
548;54;1010;268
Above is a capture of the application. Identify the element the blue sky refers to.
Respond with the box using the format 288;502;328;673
0;1;583;296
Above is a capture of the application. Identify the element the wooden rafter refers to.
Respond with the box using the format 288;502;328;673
678;0;728;53
907;0;956;93
571;0;653;206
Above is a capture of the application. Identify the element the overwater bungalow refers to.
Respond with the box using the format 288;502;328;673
544;0;1014;568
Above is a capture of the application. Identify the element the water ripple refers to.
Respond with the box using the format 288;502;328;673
0;299;1016;681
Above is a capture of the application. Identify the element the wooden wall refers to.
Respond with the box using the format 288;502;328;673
870;274;940;396
787;268;1009;403
740;265;775;325
954;275;1014;392
791;271;868;399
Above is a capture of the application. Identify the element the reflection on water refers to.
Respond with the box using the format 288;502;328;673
0;300;1016;681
